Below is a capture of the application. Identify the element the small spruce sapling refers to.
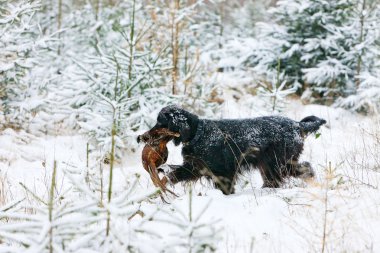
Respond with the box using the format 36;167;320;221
257;59;296;112
155;188;223;252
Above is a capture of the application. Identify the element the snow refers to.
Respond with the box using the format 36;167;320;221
1;100;380;252
1;0;380;251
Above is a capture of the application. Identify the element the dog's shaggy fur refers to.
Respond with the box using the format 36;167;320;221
150;105;326;194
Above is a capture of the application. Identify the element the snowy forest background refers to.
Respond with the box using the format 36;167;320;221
1;0;380;252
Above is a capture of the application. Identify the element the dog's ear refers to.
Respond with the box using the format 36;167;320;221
156;111;169;127
168;117;193;145
165;111;190;145
167;120;184;146
166;118;182;134
178;122;191;142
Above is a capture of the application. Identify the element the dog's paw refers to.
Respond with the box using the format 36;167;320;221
297;161;315;179
157;164;171;174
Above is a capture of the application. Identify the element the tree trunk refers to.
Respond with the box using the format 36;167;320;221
57;0;62;55
171;0;180;95
95;0;100;20
128;0;136;98
356;0;367;89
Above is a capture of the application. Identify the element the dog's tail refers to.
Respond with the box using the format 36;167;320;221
299;116;326;136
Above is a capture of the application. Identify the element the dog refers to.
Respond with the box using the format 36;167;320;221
148;105;326;194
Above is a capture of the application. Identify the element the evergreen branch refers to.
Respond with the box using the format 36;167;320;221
19;182;47;206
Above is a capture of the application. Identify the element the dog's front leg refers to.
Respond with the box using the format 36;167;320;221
286;161;315;179
159;163;201;185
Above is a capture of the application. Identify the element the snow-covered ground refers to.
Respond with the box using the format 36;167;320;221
1;100;380;252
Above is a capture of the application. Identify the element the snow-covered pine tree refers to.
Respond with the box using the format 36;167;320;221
21;0;76;135
154;189;223;252
60;1;175;157
257;60;297;112
39;2;106;133
256;0;380;107
227;0;269;37
0;161;160;252
61;165;160;252
334;0;380;113
337;71;380;114
150;0;205;95
0;0;49;129
267;0;356;99
217;0;379;105
149;0;224;117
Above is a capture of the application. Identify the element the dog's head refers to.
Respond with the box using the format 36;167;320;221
151;105;199;145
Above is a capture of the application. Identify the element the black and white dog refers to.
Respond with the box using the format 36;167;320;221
148;105;326;194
